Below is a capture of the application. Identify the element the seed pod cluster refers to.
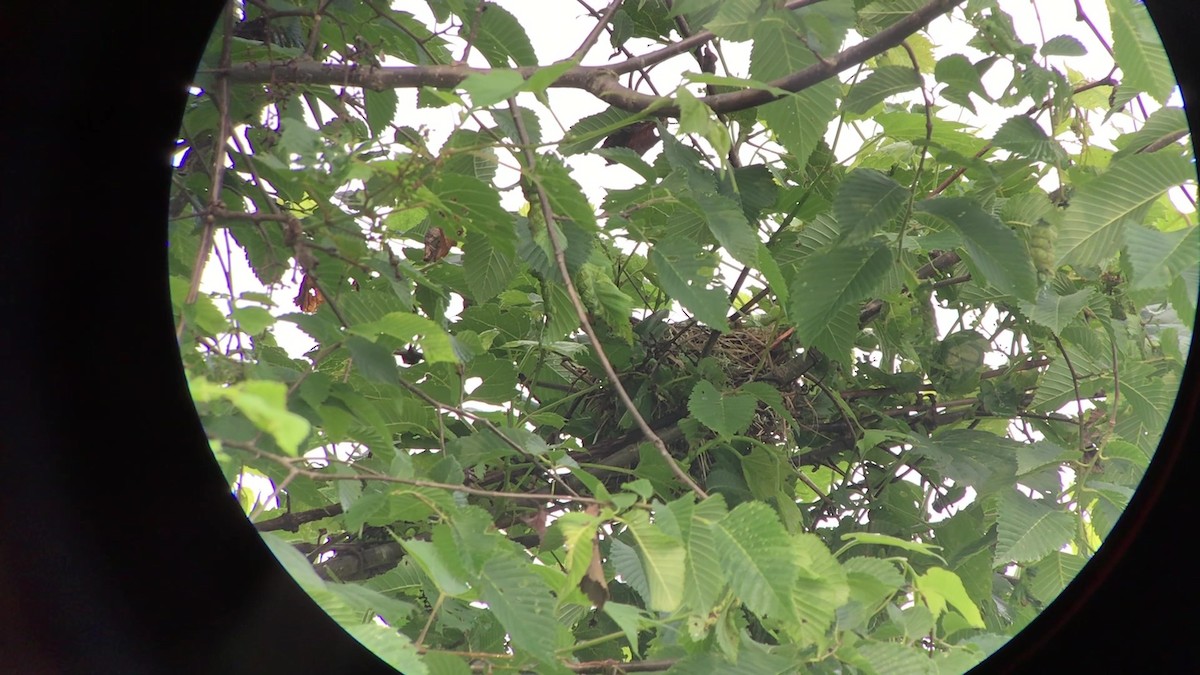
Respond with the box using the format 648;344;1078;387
1028;218;1058;278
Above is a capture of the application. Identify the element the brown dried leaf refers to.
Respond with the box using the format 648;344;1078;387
295;274;324;313
423;226;454;262
579;504;609;609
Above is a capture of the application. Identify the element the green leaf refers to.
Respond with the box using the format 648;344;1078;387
934;54;988;113
855;640;937;675
344;624;427;675
463;230;518;301
560;107;645;155
833;169;910;244
364;88;397;138
910;429;1020;497
472;2;537;67
401;539;471;597
712;502;796;621
649;238;730;330
704;0;764;41
789;533;849;646
837;532;946;564
676;87;731;161
751;15;839;167
1027;551;1087;604
688;379;758;438
1040;34;1087;57
994;490;1075;565
1125;223;1199;290
992;116;1066;163
666;494;728;613
602;602;647;656
1017;287;1094;335
1055;153;1194;268
429;173;517;247
917;197;1038;301
231;305;275;335
789;240;892;350
552;511;604;594
350;312;458;364
621;510;687;613
914;567;985;628
477;554;561;665
189;377;310;456
534;155;599;232
844;66;922;114
1112;106;1189;159
1108;0;1175;103
459;70;526;107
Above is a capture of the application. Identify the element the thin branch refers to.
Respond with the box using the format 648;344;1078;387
570;0;622;62
1052;333;1088;452
228;440;611;506
895;39;933;259
1073;0;1115;57
219;0;966;117
393;376;582;497
506;97;708;499
178;1;235;338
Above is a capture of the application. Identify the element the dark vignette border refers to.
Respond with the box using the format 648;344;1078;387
0;2;1195;673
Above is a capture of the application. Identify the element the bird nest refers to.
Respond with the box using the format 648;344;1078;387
578;321;816;446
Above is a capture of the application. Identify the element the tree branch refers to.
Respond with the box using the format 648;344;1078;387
218;0;965;117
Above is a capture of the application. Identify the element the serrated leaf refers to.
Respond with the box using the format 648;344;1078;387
1018;287;1094;335
649;238;730;329
917;197;1038;301
789;240;891;349
751;15;839;167
790;533;849;646
834;169;910;244
191;377;311;456
401;539;471;597
838;532;945;564
712;502;796;620
934;54;987;113
667;494;728;613
688;379;758;437
994;490;1075;565
621;510;686;613
364;88;397;138
463;230;517;301
855;639;937;675
992;116;1066;163
1027;551;1087;604
1112;106;1189;159
1125;223;1199;290
344;624;427;674
560;107;646;155
534;155;598;231
602;602;647;656
1055;153;1194;268
914;567;984;628
477;554;560;665
844;66;922;114
350;312;457;364
1108;0;1175;103
459;69;526;107
553;511;604;594
910;429;1020;497
472;1;537;67
1040;34;1087;57
432;172;513;234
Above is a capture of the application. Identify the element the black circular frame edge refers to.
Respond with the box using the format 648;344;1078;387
0;2;1196;673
